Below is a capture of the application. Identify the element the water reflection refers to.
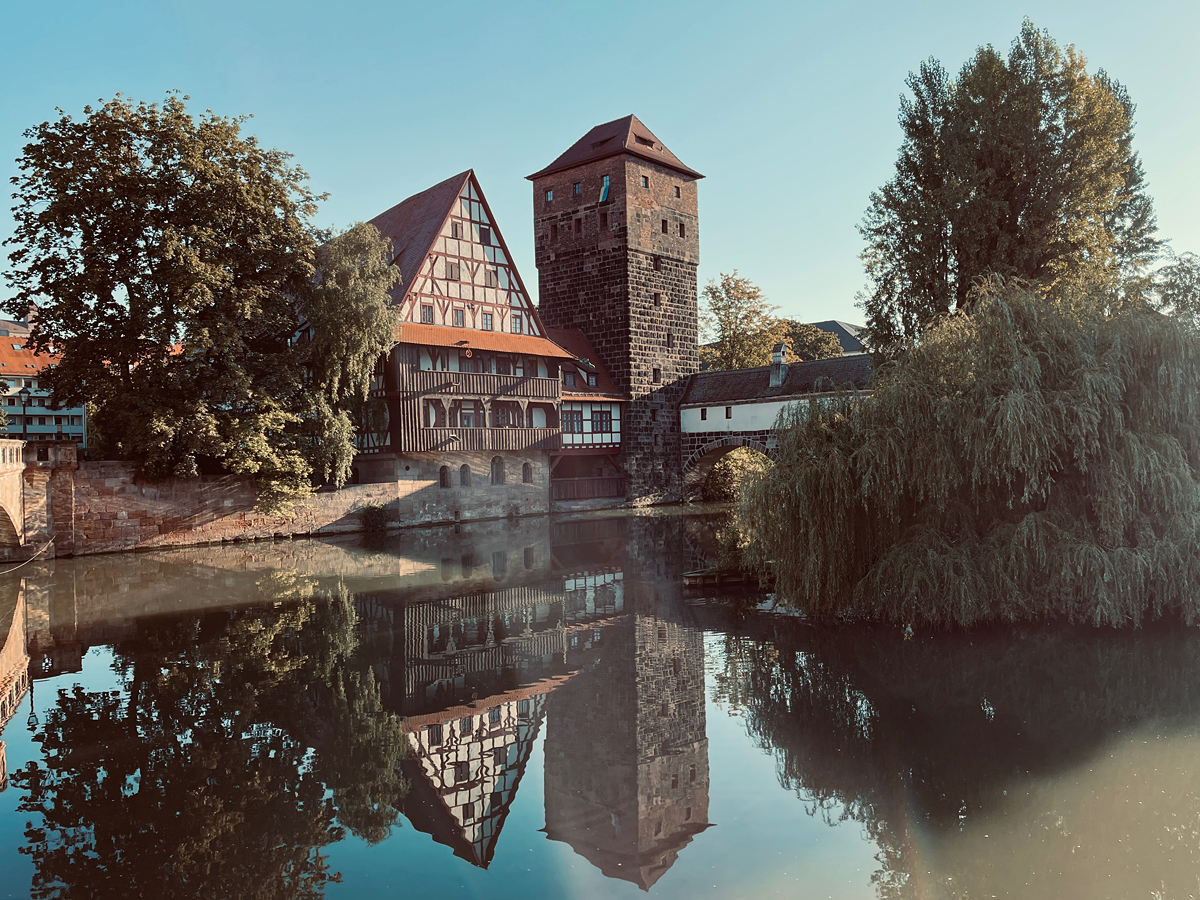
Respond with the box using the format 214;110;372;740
2;512;1200;897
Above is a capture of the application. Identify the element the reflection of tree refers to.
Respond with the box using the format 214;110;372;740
12;593;407;900
719;621;1200;899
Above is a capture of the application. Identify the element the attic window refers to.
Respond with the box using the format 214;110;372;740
446;261;461;281
479;226;491;245
635;135;654;147
587;373;597;387
484;268;499;287
591;137;612;150
451;221;464;239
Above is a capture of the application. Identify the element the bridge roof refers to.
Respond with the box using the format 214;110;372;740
680;354;872;407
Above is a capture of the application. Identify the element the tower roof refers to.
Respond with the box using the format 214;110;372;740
527;115;703;181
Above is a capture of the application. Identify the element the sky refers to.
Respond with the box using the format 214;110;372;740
1;0;1197;325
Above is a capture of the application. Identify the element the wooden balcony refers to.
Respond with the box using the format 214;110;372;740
406;369;561;401
550;476;627;501
415;427;561;452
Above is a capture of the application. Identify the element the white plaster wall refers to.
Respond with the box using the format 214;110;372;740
680;398;807;434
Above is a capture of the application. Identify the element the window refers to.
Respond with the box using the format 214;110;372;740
574;218;582;234
452;308;464;327
641;175;649;188
460;464;471;486
463;801;474;820
441;557;453;581
545;189;553;202
653;256;662;272
492;550;507;578
550;221;558;241
439;466;451;488
667;332;674;349
653;292;661;307
725;406;732;419
685;807;692;820
454;761;469;782
599;210;608;229
587;373;597;387
573;182;582;195
672;773;679;788
562;409;583;433
653;368;661;383
679;222;686;237
446;261;461;281
461;716;473;734
37;416;46;426
674;185;681;198
524;546;535;568
491;456;505;485
428;724;442;746
421;304;434;324
689;763;697;782
591;410;612;433
493;745;506;765
490;709;502;726
700;408;707;421
635;135;654;147
661;218;668;234
479;226;491;245
563;372;575;388
482;312;493;331
484;268;499;287
451;221;464;239
522;462;533;483
511;314;523;334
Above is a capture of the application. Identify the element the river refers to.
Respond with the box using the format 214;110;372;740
0;507;1194;899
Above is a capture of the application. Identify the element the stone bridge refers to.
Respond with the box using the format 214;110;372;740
0;440;78;560
677;352;872;496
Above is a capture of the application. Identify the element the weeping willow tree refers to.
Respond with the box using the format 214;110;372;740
741;279;1200;626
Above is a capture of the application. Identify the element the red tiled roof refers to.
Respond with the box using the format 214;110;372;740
527;114;703;181
369;171;471;299
0;323;56;375
544;328;625;398
397;323;575;359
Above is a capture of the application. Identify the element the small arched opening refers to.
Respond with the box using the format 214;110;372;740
439;465;451;488
522;462;533;484
491;456;505;485
460;464;471;487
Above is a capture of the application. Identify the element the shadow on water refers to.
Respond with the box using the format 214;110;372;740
0;509;1198;898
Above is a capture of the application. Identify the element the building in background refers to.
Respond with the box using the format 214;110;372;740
806;320;867;355
0;320;86;448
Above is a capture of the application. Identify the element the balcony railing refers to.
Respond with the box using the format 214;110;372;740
417;427;561;452
550;476;627;501
406;369;561;401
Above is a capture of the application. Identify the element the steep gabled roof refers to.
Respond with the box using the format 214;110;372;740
369;171;471;296
527;115;703;181
680;354;873;406
544;328;624;399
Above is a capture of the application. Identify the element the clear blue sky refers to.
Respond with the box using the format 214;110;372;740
2;0;1196;325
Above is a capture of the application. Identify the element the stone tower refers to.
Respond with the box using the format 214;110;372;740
528;115;702;502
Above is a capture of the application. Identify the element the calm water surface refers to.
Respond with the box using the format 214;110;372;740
0;509;1197;899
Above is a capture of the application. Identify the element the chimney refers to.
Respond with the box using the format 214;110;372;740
769;342;788;387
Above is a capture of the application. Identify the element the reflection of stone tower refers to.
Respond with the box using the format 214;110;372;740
543;612;710;890
529;116;702;503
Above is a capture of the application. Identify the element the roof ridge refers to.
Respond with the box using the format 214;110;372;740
528;115;702;181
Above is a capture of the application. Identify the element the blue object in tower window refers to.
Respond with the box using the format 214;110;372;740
600;175;610;202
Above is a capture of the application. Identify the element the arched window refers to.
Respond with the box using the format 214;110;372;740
522;462;533;484
439;465;451;488
491;456;505;485
460;464;471;487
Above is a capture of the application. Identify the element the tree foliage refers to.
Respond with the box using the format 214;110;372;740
740;280;1200;626
783;321;843;362
2;95;397;508
699;271;788;371
859;21;1160;348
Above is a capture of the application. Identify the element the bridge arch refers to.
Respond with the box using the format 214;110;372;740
0;507;18;548
682;435;775;497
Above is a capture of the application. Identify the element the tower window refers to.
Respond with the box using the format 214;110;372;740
700;408;707;421
446;261;461;281
451;221;464;239
661;219;668;234
667;332;674;349
653;257;662;272
653;368;661;383
600;174;610;201
480;226;491;245
641;175;649;188
550;221;558;241
679;222;686;237
545;189;553;202
674;186;681;198
573;182;582;195
599;210;608;229
421;304;434;324
653;292;661;306
574;218;582;234
453;308;464;327
725;406;732;419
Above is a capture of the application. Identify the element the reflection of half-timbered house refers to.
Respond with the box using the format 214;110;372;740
353;171;627;522
0;587;30;792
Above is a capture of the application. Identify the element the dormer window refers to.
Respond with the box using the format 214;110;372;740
563;372;576;388
587;373;597;387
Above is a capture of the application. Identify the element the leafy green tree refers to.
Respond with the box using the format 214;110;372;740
859;21;1160;347
741;279;1200;626
1149;250;1200;326
782;321;843;362
2;95;398;507
699;271;789;371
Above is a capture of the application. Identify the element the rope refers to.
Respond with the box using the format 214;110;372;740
0;541;54;576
